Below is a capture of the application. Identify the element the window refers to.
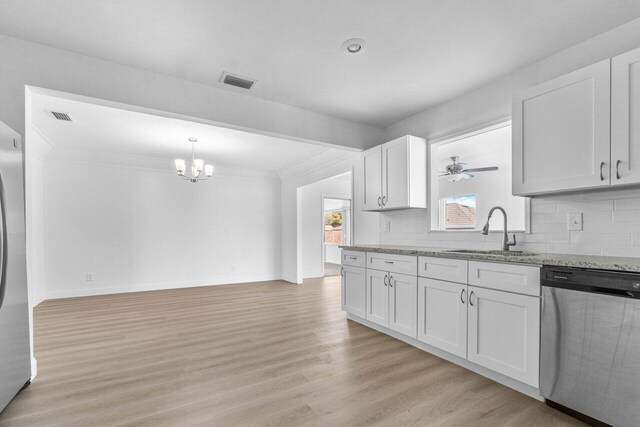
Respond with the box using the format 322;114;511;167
440;195;476;230
430;123;526;232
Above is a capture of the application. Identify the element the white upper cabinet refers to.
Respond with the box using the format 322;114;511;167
612;46;640;186
362;146;383;210
513;59;611;196
362;135;427;211
382;137;410;209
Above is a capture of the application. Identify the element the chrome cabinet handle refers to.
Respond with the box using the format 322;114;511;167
383;274;388;286
384;260;394;264
377;196;382;206
350;256;357;260
340;267;344;276
461;289;466;304
616;160;621;180
389;276;394;287
469;291;476;306
600;161;605;181
381;196;387;206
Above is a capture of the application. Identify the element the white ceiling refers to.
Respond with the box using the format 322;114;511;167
2;1;640;127
30;92;351;172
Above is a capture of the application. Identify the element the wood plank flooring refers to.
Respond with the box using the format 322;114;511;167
0;277;586;426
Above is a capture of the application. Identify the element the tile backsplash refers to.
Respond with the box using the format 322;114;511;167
379;188;640;257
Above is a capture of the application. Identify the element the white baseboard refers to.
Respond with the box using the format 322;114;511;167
41;275;284;301
347;313;543;401
281;274;300;284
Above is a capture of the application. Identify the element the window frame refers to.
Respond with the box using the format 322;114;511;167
427;119;531;235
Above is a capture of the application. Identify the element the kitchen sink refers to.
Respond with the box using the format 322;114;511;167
443;249;538;257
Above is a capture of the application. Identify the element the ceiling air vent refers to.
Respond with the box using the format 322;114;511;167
219;72;257;90
50;111;73;121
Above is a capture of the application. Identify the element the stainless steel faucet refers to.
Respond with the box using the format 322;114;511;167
481;206;516;251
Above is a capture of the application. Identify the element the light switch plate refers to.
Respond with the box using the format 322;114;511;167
384;221;391;232
567;213;583;231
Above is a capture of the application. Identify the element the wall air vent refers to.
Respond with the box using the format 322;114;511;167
50;111;73;121
219;72;257;90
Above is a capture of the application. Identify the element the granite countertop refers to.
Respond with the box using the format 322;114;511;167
339;244;640;273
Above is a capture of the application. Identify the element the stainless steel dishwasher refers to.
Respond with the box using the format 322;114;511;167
541;266;640;427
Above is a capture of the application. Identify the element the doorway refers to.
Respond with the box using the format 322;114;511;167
298;171;352;281
323;197;351;276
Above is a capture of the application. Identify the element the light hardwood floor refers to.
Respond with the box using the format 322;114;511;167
0;277;585;426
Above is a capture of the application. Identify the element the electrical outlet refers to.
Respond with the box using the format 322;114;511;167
86;273;94;282
567;213;583;231
384;221;391;232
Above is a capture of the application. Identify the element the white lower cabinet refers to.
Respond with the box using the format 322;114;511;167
341;265;366;318
365;269;389;327
365;269;417;338
417;278;467;358
388;272;417;337
343;253;542;394
467;286;540;388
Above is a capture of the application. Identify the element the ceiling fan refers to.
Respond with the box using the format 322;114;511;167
439;156;499;181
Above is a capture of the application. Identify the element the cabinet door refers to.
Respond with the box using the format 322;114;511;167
388;272;417;338
467;286;540;387
513;59;611;195
341;265;366;318
382;136;409;209
362;146;382;211
365;269;388;327
417;278;467;358
612;47;640;186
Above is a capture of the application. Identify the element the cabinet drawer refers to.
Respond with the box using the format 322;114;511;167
468;261;540;296
367;252;417;275
418;256;468;283
341;250;366;268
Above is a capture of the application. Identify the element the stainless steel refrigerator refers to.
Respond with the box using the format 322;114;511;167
0;121;31;413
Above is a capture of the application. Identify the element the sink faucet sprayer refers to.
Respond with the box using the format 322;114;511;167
481;206;516;251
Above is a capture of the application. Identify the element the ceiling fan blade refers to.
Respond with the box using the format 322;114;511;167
462;166;499;173
438;173;449;177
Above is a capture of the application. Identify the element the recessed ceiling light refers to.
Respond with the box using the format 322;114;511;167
341;38;367;55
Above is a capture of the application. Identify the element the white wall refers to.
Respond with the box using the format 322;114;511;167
38;152;281;299
385;18;640;143
325;244;341;264
0;34;383;152
377;17;640;257
431;125;525;232
300;175;350;279
280;151;379;283
24;132;47;307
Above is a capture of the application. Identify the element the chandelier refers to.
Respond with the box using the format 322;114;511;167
174;137;214;183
